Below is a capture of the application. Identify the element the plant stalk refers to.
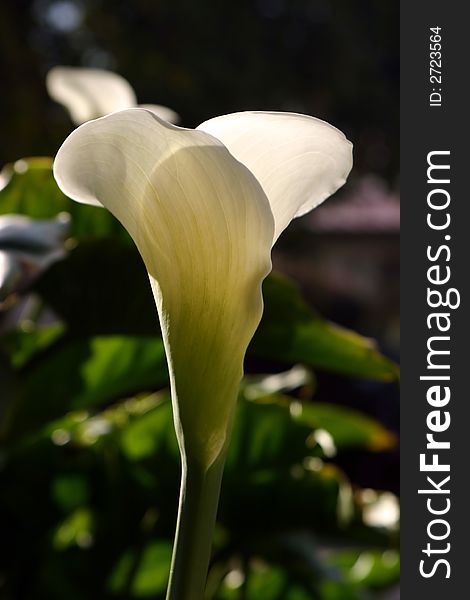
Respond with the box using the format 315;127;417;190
166;451;226;600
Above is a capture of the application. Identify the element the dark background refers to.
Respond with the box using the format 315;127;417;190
1;0;398;178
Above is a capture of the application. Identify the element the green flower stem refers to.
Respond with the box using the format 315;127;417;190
166;451;226;600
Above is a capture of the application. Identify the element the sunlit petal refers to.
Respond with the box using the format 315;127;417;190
198;111;353;242
54;108;274;466
47;66;137;125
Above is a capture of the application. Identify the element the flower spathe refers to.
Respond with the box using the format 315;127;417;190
47;66;180;126
53;109;352;467
54;108;352;598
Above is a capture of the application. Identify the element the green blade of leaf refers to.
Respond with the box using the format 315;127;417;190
0;157;126;239
251;273;399;381
2;335;169;442
293;401;397;452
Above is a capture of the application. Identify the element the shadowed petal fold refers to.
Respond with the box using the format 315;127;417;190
197;111;353;242
53;109;274;466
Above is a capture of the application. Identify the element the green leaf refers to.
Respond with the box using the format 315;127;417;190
227;397;312;471
1;323;65;369
76;336;168;406
327;549;400;590
0;157;126;239
251;273;399;381
223;399;355;536
3;335;169;442
293;401;396;452
120;397;179;461
108;540;172;597
319;580;363;600
242;372;396;452
53;506;94;551
51;474;90;512
216;563;291;600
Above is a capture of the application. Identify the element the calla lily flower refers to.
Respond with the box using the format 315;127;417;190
53;108;352;599
46;66;180;125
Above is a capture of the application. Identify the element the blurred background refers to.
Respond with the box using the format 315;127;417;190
0;1;399;598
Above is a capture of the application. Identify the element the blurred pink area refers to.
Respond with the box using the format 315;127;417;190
306;175;400;233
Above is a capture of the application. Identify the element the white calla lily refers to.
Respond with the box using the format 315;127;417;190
53;108;352;599
46;66;180;125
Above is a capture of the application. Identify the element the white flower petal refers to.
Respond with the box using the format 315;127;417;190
138;104;180;125
46;66;137;125
54;108;274;466
197;111;353;242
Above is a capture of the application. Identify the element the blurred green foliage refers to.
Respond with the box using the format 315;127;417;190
0;159;399;598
